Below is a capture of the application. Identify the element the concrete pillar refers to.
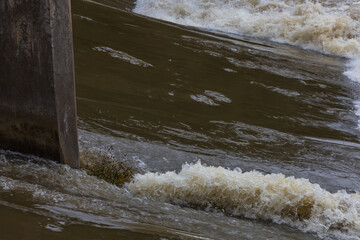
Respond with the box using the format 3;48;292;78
0;0;79;168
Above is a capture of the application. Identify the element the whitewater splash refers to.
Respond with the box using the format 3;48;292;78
127;162;360;240
133;0;360;82
345;57;360;83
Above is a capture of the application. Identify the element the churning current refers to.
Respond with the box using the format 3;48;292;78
134;0;360;82
1;0;360;239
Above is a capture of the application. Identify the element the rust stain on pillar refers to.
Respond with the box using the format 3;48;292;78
0;0;79;168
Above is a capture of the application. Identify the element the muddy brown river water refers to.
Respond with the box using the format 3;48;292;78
1;0;360;239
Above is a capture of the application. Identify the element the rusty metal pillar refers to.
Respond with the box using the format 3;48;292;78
0;0;79;168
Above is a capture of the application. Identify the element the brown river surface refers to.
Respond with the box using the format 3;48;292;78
1;0;360;239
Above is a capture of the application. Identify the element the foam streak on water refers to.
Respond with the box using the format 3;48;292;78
93;46;153;67
353;99;360;129
127;162;360;240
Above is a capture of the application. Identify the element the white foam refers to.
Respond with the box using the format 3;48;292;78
127;162;360;240
133;0;360;57
344;57;360;83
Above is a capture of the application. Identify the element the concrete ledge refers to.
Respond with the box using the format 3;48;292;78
0;0;79;168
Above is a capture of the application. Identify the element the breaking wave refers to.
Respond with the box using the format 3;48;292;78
127;162;360;240
133;0;360;82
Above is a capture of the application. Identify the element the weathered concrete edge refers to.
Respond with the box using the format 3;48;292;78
52;0;79;168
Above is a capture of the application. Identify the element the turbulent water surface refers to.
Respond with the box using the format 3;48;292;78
1;0;360;239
